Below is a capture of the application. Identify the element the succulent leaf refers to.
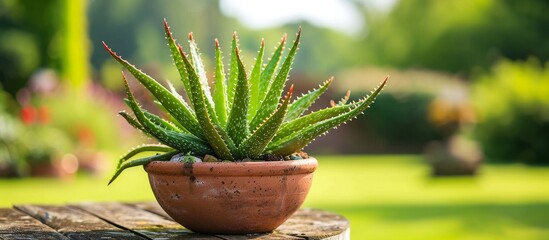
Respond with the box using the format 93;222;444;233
239;85;293;159
274;104;353;142
226;48;250;146
102;42;203;138
179;45;236;160
116;144;174;169
143;110;185;133
267;77;388;155
250;29;301;130
166;80;190;109
189;33;216;112
118;111;147;134
122;73;213;155
285;77;333;122
164;19;191;99
122;98;184;134
259;35;287;101
151;99;189;132
248;39;265;121
213;39;229;126
109;151;177;185
227;32;240;108
337;90;351;106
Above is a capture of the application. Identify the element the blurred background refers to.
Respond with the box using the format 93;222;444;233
1;0;548;239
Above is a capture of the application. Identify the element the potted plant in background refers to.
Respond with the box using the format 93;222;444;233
104;19;387;234
425;92;483;176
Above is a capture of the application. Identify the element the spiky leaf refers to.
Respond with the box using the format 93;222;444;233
122;73;213;155
116;144;174;169
248;39;265;120
213;39;228;126
102;42;203;138
273;103;353;142
144;111;184;133
226;48;250;145
250;29;301;130
259;35;287;100
109;151;177;185
118;111;148;135
267;77;388;155
239;86;293;159
336;90;351;106
179;45;236;160
189;33;215;112
163;19;191;99
285;77;333;122
166;80;189;109
227;32;239;108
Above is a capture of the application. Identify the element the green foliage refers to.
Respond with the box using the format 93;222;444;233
0;0;63;94
472;59;549;164
335;68;469;153
353;93;443;152
105;20;387;183
363;0;549;73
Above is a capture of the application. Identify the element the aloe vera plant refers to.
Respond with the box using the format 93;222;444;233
105;19;387;184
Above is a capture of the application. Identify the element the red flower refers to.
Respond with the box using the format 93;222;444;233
20;106;36;124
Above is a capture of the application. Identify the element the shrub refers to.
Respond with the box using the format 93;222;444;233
336;68;468;153
472;59;549;164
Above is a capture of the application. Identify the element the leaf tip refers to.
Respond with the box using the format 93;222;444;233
163;19;174;38
327;76;334;84
102;41;114;55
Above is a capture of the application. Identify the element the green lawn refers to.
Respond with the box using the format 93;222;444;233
2;155;549;239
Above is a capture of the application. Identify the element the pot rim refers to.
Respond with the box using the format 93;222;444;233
144;157;317;176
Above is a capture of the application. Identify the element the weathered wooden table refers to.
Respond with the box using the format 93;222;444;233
0;202;349;239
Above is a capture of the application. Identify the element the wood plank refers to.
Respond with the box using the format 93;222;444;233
74;202;218;239
131;203;347;240
216;233;304;240
130;202;172;220
131;202;304;240
2;203;349;240
275;209;350;240
131;202;303;239
15;205;144;240
211;209;350;240
0;208;67;240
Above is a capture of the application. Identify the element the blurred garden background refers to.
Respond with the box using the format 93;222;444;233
1;0;548;239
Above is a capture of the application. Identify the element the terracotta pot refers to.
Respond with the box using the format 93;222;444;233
144;157;317;234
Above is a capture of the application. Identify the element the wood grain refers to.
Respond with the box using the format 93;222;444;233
0;208;67;240
74;202;215;239
0;203;350;239
15;204;144;239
